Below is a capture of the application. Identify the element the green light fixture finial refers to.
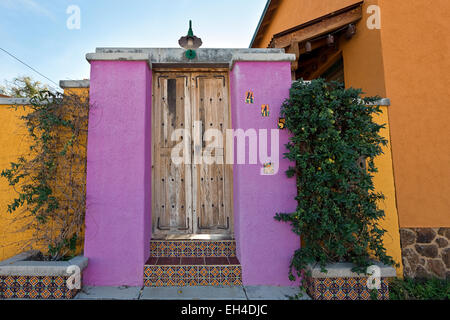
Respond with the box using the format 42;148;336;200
187;20;194;37
178;20;203;60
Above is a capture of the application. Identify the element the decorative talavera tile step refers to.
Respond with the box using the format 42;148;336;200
150;240;236;257
144;256;242;287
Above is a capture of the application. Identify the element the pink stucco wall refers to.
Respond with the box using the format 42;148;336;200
230;61;300;286
84;58;297;287
83;60;152;286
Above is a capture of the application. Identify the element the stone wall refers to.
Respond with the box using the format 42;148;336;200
400;228;450;279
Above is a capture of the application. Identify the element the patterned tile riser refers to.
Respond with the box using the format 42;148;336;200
0;275;80;299
305;276;391;300
150;240;237;257
144;265;242;287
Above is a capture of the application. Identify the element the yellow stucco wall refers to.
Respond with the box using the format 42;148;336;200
372;106;402;276
0;87;89;261
252;0;403;275
0;104;36;260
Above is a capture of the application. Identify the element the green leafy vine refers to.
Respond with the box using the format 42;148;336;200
275;79;395;283
1;88;89;260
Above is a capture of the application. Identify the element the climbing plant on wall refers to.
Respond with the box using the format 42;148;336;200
275;79;395;281
1;88;89;261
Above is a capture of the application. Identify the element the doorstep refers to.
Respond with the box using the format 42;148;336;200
145;240;242;287
144;256;242;287
141;286;246;300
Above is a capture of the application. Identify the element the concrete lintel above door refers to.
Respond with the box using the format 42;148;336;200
87;48;294;70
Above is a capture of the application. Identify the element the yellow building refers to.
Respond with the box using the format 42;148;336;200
251;0;450;278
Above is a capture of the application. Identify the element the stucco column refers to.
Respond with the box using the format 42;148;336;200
83;55;152;286
230;58;300;286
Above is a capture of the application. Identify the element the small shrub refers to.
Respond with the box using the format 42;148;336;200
390;277;450;300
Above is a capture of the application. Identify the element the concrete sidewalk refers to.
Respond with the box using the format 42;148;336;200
75;286;311;300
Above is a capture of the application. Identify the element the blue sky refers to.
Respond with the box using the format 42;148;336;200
0;0;266;90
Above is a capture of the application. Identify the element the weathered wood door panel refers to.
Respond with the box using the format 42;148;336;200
192;73;233;235
152;73;192;237
152;72;232;239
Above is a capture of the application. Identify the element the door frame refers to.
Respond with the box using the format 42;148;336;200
151;68;234;240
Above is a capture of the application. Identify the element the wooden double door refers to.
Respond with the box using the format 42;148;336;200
152;71;233;239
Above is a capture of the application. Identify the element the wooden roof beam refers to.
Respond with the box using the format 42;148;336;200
286;42;300;70
297;37;329;54
270;4;362;48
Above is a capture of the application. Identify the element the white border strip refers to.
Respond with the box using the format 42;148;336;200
0;97;31;105
307;262;397;278
60;80;90;88
0;250;88;276
86;52;152;69
230;53;296;70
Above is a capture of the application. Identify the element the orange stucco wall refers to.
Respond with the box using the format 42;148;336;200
378;0;450;227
